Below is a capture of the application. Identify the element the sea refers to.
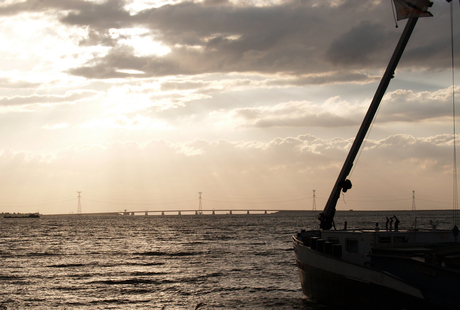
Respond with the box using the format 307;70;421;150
0;210;456;309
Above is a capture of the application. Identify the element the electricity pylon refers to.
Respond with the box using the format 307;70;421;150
77;191;82;214
312;190;317;211
198;192;203;215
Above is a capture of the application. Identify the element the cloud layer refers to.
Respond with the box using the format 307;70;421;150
1;0;456;79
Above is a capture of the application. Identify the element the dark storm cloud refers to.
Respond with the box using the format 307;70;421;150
0;0;131;29
78;29;120;47
60;0;133;30
0;0;456;80
64;0;329;78
325;21;392;66
68;46;153;79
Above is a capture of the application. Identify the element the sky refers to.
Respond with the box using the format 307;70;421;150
0;0;458;215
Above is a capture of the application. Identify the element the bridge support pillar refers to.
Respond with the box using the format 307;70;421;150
161;211;164;216
178;211;181;215
247;210;250;215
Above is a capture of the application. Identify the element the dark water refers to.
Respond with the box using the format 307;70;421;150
0;210;455;309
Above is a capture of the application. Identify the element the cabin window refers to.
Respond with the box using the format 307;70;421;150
346;238;359;253
393;236;407;243
378;236;391;243
327;237;340;244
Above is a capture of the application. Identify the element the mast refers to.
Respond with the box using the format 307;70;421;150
319;1;433;230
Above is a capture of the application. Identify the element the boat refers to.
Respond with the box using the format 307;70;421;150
292;1;460;309
4;213;40;218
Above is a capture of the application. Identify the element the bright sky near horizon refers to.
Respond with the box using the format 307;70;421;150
0;0;458;215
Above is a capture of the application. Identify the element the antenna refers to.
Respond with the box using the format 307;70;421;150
412;190;416;211
312;190;317;211
198;192;203;215
77;191;82;214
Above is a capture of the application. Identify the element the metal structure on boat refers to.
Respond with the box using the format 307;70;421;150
318;0;433;231
293;1;460;309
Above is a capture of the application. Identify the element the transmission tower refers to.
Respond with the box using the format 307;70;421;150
411;190;416;211
312;190;317;211
77;191;82;214
198;192;203;215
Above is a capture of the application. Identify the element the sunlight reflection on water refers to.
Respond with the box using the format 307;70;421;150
0;210;453;309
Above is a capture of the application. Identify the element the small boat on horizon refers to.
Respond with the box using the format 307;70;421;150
3;213;40;218
293;1;460;309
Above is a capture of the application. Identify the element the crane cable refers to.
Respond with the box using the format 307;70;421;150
448;0;459;230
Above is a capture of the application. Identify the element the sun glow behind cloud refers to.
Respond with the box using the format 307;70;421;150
80;114;172;130
43;123;70;130
110;28;171;57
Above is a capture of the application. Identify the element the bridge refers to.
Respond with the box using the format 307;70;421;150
120;209;294;216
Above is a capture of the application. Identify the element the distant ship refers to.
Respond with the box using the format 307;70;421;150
293;1;460;310
4;213;40;218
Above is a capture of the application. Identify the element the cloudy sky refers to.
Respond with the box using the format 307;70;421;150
0;0;458;215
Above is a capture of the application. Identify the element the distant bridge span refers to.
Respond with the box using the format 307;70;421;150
42;210;316;216
120;209;303;216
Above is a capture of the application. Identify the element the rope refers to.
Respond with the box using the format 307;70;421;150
449;0;459;227
391;0;399;28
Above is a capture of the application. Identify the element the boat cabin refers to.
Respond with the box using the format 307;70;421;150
301;228;458;266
